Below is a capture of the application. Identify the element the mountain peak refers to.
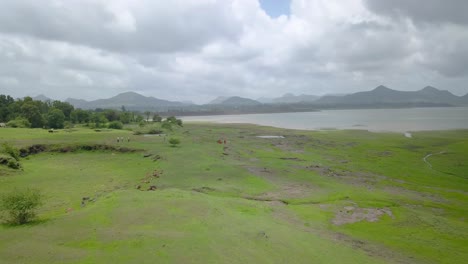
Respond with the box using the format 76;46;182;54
32;94;52;101
373;85;391;91
421;86;439;92
115;91;144;97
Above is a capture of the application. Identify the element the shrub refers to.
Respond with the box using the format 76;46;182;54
6;118;31;128
2;143;20;161
148;128;163;135
108;121;123;129
7;160;20;169
1;189;42;225
169;138;180;147
63;121;73;129
161;121;172;131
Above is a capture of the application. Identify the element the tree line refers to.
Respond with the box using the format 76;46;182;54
0;94;174;129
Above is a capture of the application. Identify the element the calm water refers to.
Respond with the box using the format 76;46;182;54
182;107;468;132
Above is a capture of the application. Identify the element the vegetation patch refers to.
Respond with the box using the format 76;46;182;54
19;144;140;157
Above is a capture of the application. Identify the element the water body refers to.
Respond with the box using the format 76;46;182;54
182;107;468;132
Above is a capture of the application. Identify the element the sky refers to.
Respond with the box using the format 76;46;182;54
0;0;467;104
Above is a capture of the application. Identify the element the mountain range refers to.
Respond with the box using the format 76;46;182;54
65;92;185;111
29;86;468;113
315;85;466;106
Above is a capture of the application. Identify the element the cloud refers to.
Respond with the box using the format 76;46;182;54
0;0;468;103
364;0;468;25
0;0;242;53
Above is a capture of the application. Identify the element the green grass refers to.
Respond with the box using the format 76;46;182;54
0;124;467;263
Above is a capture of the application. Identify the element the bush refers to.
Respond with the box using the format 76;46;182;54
108;121;123;129
169;138;180;147
148;128;163;135
1;189;42;225
63;121;73;129
7;160;20;169
6;118;31;128
2;143;20;161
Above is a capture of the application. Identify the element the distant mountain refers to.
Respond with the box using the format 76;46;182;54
65;98;89;108
272;93;320;104
32;94;52;102
209;96;261;106
66;91;184;111
316;85;464;106
461;93;468;103
208;96;229;104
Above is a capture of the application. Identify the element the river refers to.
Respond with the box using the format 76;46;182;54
182;107;468;132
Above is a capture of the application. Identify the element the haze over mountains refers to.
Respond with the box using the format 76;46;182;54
31;86;468;113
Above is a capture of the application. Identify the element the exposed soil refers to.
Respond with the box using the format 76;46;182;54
332;206;394;226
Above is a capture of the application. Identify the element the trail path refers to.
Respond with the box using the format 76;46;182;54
423;151;446;169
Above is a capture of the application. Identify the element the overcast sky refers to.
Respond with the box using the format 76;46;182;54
0;0;467;103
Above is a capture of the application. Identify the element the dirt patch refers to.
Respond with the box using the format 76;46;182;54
279;157;305;161
256;183;313;201
192;186;216;193
332;206;394;226
306;164;386;189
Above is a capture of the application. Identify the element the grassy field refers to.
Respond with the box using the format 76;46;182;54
0;124;467;263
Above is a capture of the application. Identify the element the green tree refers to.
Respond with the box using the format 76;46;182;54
104;109;119;122
166;116;183;126
168;138;180;147
144;111;151;122
51;101;74;120
70;109;90;123
21;102;44;128
47;108;65;129
1;189;42;225
152;114;162;122
108;121;123;129
161;120;172;131
119;112;132;124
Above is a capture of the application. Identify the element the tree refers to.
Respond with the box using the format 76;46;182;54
152;114;162;122
166;116;183;127
169;138;180;147
104;109;119;122
47;108;65;129
119;112;132;124
144;111;151;122
70;109;90;123
108;121;123;129
21;102;44;128
1;189;42;225
90;113;108;128
51;101;74;121
161;120;172;131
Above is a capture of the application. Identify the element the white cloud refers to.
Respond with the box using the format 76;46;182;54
0;0;467;103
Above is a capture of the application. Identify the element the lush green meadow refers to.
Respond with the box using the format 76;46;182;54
0;124;467;263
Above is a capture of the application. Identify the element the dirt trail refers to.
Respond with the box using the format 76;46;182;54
422;151;446;169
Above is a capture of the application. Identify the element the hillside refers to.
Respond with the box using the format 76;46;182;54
66;91;184;111
316;85;464;106
209;96;261;106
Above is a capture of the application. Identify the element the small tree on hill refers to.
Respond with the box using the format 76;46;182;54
144;111;151;122
169;138;180;147
1;189;42;225
152;114;162;122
